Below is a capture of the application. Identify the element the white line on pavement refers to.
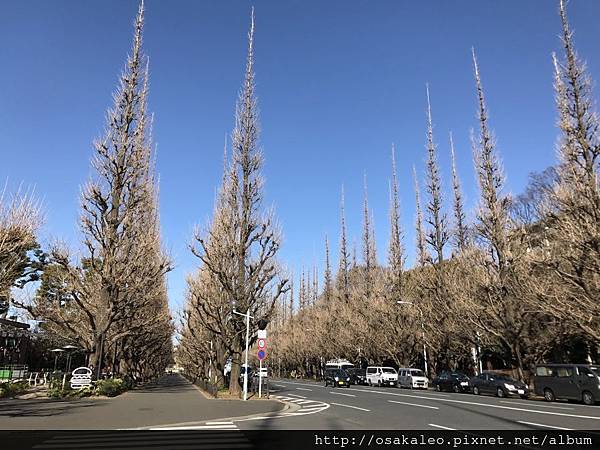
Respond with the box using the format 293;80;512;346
150;425;238;430
358;389;600;421
517;421;572;430
331;402;371;412
429;423;456;430
286;393;307;399
501;401;574;410
388;400;439;410
296;387;312;391
274;380;325;388
329;391;356;397
205;421;234;425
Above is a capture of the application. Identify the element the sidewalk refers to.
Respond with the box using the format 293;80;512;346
0;374;284;429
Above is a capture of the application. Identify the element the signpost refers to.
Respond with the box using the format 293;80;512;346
257;346;267;398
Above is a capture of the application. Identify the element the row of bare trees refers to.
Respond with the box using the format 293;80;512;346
6;3;173;379
270;0;599;382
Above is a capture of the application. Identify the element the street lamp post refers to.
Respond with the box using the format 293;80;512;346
63;345;78;374
51;348;64;372
397;301;428;376
232;303;253;401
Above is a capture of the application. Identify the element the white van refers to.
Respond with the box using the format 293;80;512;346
366;366;398;387
398;368;429;389
325;359;354;371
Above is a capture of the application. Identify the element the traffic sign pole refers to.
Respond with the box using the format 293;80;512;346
258;358;262;398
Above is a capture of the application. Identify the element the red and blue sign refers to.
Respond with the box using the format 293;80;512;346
257;349;267;361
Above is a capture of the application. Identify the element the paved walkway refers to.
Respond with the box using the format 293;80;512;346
0;374;283;429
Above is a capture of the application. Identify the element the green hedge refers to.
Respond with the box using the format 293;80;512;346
95;378;127;397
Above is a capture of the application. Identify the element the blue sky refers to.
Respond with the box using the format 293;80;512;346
1;1;599;313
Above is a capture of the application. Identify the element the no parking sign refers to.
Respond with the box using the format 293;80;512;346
257;338;266;349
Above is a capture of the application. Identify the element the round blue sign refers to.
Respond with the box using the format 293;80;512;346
257;349;266;360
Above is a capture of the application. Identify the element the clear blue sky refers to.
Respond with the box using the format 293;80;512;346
1;1;599;313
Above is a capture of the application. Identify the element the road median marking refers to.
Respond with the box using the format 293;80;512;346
500;400;573;410
388;400;439;410
429;423;455;430
296;387;312;391
331;402;370;412
517;420;572;430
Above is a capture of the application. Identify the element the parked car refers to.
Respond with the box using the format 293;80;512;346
398;368;429;389
534;364;600;406
470;372;529;398
238;364;253;385
432;371;470;393
346;368;367;385
324;368;351;388
366;366;398;387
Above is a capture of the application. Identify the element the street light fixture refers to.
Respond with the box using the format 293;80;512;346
50;348;65;372
397;301;428;376
63;345;78;374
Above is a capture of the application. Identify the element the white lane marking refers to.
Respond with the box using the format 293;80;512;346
286;393;307;399
429;423;456;430
388;400;439;410
296;387;312;391
297;400;321;404
150;425;237;430
274;380;325;388
205;421;234;425
358;389;600;421
331;402;371;412
501;401;574;410
329;391;356;397
517;420;572;430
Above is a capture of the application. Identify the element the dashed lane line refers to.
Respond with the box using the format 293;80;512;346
388;400;439;410
329;391;356;397
296;387;312;391
517;421;572;430
286;393;307;399
330;402;371;412
429;423;456;430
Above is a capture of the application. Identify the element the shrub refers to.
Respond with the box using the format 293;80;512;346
0;381;29;398
95;378;127;397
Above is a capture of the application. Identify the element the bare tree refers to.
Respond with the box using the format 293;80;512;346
337;186;350;302
449;132;469;252
191;10;288;395
413;166;429;267
536;0;600;343
323;235;333;302
387;144;405;301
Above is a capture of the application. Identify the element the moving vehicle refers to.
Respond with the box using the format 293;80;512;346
366;366;398;387
324;368;351;388
534;364;600;405
432;371;470;393
325;359;354;371
398;368;429;389
346;368;367;385
470;372;529;398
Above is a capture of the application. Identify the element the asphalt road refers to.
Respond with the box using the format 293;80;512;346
232;378;600;431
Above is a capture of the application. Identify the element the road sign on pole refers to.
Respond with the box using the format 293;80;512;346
257;349;266;361
257;338;266;349
257;329;267;339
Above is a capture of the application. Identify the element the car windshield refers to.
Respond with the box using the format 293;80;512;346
450;372;468;379
383;368;396;374
410;369;424;376
331;369;347;377
494;374;516;382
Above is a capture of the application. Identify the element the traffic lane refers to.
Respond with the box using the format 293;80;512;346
350;386;600;430
272;379;600;430
270;380;528;430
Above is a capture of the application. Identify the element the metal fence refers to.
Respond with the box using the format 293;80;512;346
0;365;28;381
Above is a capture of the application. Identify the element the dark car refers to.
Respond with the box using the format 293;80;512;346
432;371;470;393
534;364;600;405
470;372;529;399
324;368;351;388
346;368;367;385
